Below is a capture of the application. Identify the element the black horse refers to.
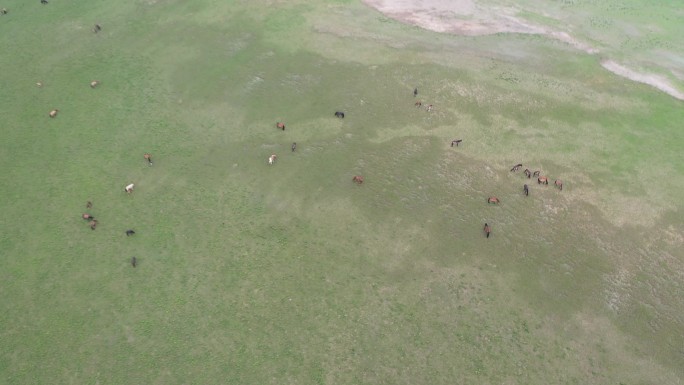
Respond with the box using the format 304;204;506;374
131;257;137;268
483;223;491;238
291;142;297;152
93;24;101;33
451;139;462;147
334;111;345;119
523;184;529;196
41;0;48;4
126;230;136;236
413;88;418;97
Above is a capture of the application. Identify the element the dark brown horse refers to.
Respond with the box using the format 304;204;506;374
334;111;345;118
555;180;563;191
86;201;92;209
533;170;540;178
451;139;462;147
413;88;418;97
538;176;549;185
291;142;297;152
93;24;101;33
510;164;523;172
523;184;529;196
131;256;137;268
415;101;422;108
487;197;500;204
276;122;285;130
483;223;491;238
89;220;98;230
524;169;531;178
352;175;364;184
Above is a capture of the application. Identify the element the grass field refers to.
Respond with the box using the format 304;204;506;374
1;1;683;384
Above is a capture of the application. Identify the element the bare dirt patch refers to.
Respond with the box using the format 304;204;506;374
362;0;684;101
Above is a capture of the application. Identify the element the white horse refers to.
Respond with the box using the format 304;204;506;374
268;154;277;165
124;183;135;193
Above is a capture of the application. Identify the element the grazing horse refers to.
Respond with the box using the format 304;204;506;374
483;223;491;238
125;183;135;193
93;24;101;33
415;101;422;108
49;109;58;118
451;139;462;147
555;180;563;191
89;220;98;230
131;256;137;268
523;184;529;196
426;104;433;112
334;111;345;119
126;230;136;236
524;169;531;178
538;176;549;185
268;154;277;165
510;163;523;172
86;201;92;209
352;175;364;184
291;142;297;152
533;170;540;177
413;88;418;97
82;213;94;220
1;8;7;15
90;80;100;88
36;82;43;88
144;153;152;165
487;197;500;204
276;122;285;130
41;0;48;4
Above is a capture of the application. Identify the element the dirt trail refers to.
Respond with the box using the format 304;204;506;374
362;0;684;101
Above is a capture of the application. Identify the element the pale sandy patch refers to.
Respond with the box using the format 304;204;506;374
601;60;684;101
362;0;684;101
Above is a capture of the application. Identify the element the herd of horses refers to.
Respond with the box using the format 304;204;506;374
268;88;565;239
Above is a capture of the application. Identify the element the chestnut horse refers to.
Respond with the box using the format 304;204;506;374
555;180;563;191
144;153;152;165
276;122;285;130
487;197;500;204
538;176;548;185
483;223;491;238
352;176;364;184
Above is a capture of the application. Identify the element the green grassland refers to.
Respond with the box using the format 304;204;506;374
1;0;682;384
